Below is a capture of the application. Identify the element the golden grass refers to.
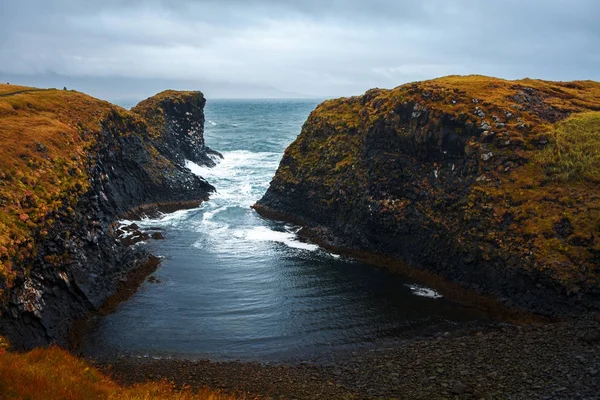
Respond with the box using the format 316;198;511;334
536;111;600;182
0;344;242;400
0;83;36;95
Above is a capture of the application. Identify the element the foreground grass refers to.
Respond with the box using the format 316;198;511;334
0;345;242;400
536;111;600;182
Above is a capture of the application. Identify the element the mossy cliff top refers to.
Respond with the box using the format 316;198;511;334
133;90;217;166
261;75;600;311
132;90;205;134
0;84;210;309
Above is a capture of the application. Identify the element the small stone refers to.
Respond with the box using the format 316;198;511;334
451;382;469;395
580;330;600;344
481;152;493;161
589;369;599;377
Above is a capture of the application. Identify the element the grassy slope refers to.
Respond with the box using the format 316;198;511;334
0;344;242;400
0;85;125;300
277;75;600;295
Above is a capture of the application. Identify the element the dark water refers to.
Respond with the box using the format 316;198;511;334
83;99;491;361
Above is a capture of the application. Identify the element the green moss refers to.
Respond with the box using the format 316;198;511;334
536;112;600;182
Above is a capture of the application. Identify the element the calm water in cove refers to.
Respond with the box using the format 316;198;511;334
82;99;491;361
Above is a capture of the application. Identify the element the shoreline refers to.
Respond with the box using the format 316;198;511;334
69;199;208;353
74;204;599;398
251;203;553;324
71;205;600;399
91;313;600;399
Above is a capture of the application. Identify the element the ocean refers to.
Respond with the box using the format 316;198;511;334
82;99;490;361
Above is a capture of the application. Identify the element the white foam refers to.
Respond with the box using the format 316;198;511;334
243;226;320;251
406;284;443;299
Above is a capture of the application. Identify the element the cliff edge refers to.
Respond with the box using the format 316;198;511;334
0;85;217;348
256;75;600;314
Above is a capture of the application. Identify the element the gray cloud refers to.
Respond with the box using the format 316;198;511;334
1;0;598;100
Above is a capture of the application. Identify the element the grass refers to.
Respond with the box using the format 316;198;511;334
536;111;600;182
0;343;243;400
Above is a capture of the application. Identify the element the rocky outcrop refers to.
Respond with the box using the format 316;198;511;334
256;75;600;315
132;90;222;168
0;86;217;349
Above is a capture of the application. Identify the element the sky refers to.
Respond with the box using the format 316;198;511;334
1;0;599;103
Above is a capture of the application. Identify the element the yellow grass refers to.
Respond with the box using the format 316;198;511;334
0;344;242;400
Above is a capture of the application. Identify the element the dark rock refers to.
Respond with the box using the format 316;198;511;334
151;232;165;240
254;76;600;315
580;330;600;344
451;382;470;395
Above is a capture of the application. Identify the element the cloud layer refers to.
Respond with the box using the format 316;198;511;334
1;0;598;99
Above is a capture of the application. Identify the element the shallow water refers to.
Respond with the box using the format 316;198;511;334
82;99;491;361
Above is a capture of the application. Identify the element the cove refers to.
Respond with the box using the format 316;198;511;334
82;99;493;362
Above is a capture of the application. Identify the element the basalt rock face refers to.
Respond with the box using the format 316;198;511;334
256;75;600;315
132;90;222;168
0;86;216;349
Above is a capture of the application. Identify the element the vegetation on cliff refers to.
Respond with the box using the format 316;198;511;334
536;111;600;182
0;86;121;302
261;75;600;310
0;341;240;400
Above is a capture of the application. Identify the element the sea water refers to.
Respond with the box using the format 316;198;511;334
82;99;490;361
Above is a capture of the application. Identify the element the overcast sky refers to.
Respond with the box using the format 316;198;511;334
1;0;598;102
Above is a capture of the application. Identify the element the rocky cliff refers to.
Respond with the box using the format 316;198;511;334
256;75;600;314
0;85;216;349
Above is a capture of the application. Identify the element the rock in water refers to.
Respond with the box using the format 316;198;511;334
255;75;600;315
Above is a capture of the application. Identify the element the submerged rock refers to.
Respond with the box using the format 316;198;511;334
255;75;600;315
0;85;218;349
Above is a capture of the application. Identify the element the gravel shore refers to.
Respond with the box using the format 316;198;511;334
94;314;600;399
